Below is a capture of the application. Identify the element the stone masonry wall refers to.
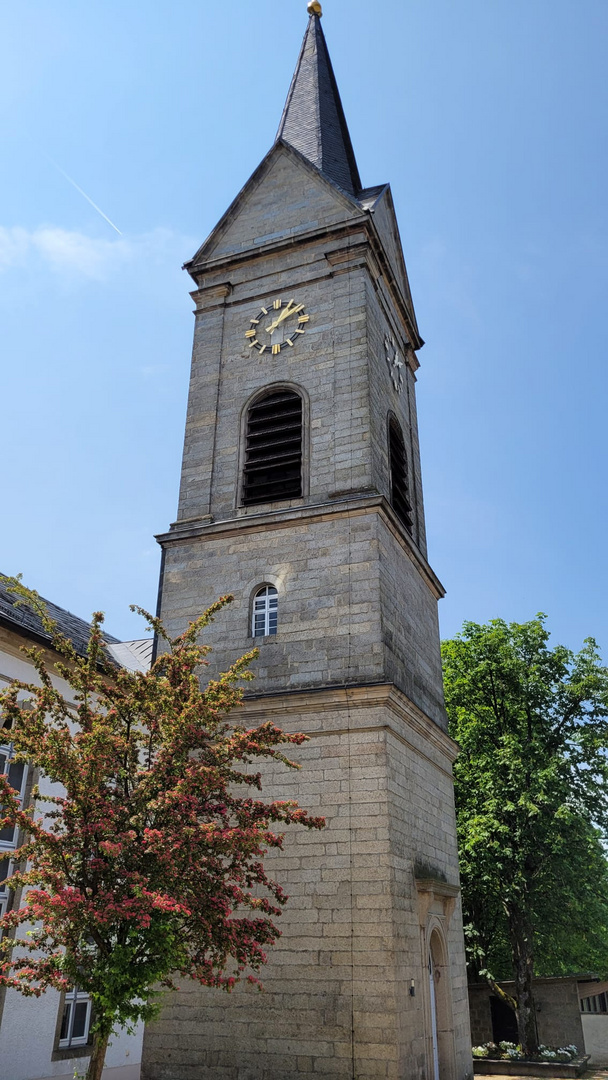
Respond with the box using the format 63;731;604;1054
385;725;470;1077
468;979;585;1054
176;152;374;527
142;694;469;1080
365;273;426;557
159;511;382;692
377;517;447;730
159;506;443;724
151;140;472;1080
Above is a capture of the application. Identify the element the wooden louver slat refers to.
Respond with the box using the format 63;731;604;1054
243;391;303;505
389;420;413;535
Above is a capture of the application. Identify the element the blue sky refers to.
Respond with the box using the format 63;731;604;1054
1;0;607;655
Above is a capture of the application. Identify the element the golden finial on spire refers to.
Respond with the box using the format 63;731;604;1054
307;1;323;15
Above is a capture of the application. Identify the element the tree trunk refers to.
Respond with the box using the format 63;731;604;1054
86;1028;111;1080
509;909;538;1055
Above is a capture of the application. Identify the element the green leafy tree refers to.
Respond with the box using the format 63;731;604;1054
442;615;608;1054
0;579;324;1080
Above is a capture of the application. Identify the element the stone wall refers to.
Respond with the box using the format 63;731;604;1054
150;138;472;1079
142;691;471;1080
158;503;444;727
468;979;585;1052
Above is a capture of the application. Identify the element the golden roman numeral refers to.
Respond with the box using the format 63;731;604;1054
298;315;310;323
249;339;259;348
250;319;260;325
245;330;256;338
272;344;281;355
259;345;267;355
273;298;281;310
286;338;294;347
261;307;268;315
295;328;305;335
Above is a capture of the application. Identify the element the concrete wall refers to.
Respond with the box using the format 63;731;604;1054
582;1015;608;1064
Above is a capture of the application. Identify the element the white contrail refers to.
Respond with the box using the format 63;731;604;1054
46;156;123;236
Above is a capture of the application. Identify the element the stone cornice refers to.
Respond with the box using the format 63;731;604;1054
156;494;445;600
189;282;232;312
237;681;458;768
191;219;367;278
415;875;460;927
188;217;422;352
415;877;460;898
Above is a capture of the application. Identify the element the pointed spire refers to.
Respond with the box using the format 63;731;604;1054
277;10;362;197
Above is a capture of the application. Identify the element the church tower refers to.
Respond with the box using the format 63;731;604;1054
144;7;472;1079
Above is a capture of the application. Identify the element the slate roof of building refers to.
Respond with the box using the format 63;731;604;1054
0;576;121;657
277;12;362;197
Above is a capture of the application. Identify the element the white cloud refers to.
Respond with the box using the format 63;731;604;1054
0;225;193;281
32;227;131;277
0;226;30;270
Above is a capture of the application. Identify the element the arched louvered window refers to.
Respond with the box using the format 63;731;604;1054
243;390;302;505
388;418;413;535
252;586;278;638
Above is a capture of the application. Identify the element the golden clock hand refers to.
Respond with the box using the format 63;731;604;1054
265;301;296;334
276;301;296;326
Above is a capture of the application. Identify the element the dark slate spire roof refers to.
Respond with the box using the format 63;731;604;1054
277;13;361;197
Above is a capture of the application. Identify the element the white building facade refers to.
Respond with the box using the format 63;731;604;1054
0;579;149;1080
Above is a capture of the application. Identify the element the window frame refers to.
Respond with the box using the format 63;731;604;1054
0;744;28;851
251;585;279;639
0;857;10;931
387;413;414;536
58;986;93;1050
237;383;310;509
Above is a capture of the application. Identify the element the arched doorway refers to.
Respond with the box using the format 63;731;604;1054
428;928;456;1080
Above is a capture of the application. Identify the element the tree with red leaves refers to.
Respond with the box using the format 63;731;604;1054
0;579;324;1080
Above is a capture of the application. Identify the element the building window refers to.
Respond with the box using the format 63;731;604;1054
243;390;302;505
0;744;26;938
388;418;413;534
252;586;278;638
59;987;93;1048
0;858;10;931
0;746;27;850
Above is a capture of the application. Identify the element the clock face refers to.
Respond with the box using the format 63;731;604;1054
245;298;310;355
384;333;404;394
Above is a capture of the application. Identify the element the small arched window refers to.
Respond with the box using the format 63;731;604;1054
252;585;278;638
243;390;302;505
388;418;413;535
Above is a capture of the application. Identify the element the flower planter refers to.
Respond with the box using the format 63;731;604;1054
473;1057;589;1078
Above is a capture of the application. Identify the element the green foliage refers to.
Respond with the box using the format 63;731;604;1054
443;616;608;1032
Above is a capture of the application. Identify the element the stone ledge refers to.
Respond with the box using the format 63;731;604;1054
156;495;445;600
238;681;458;766
473;1056;590;1078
